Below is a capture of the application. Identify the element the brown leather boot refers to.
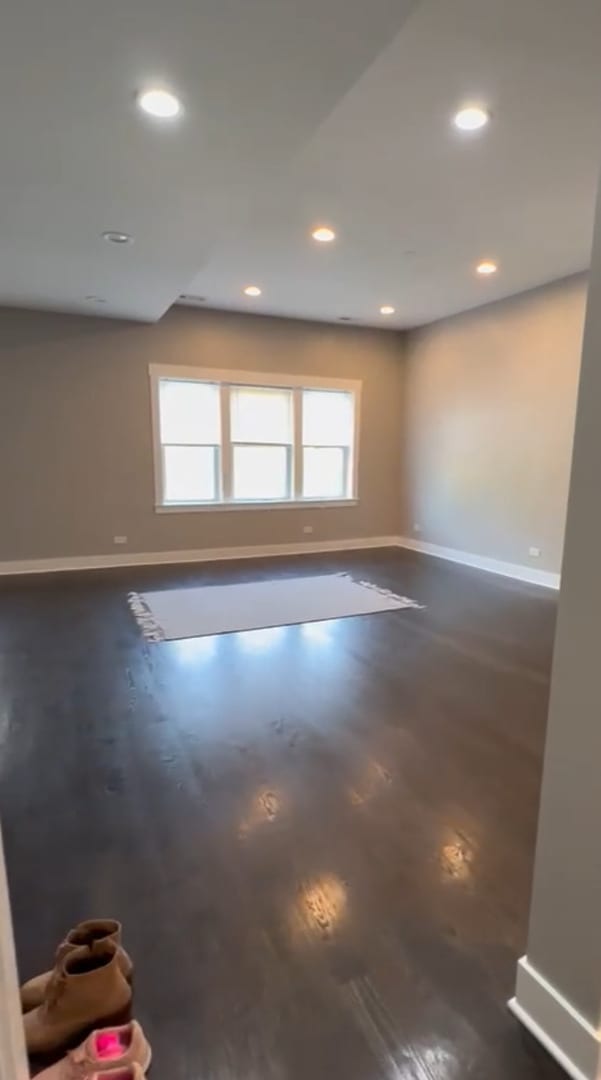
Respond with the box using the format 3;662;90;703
21;919;133;1013
24;941;132;1056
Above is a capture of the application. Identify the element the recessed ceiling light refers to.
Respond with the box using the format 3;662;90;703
380;305;395;315
244;285;262;297
476;260;498;275
137;88;182;119
312;226;336;243
102;231;133;245
453;105;490;132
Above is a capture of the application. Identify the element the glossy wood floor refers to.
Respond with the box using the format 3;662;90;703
0;548;565;1079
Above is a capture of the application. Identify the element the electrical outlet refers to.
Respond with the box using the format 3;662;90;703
303;524;314;535
529;546;541;558
113;535;128;545
414;523;421;533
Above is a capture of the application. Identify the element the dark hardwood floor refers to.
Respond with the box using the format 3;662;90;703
0;548;565;1079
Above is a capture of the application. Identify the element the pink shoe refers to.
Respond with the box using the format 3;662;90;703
35;1022;151;1080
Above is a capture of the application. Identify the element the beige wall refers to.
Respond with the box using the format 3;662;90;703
0;305;404;562
516;189;601;1048
402;275;587;573
0;278;588;569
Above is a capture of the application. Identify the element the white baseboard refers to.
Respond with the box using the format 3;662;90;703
509;956;601;1080
0;536;400;578
0;535;562;589
397;536;560;589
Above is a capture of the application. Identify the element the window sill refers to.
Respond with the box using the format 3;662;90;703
155;498;358;514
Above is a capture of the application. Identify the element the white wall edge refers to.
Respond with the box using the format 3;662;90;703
0;536;400;578
509;956;601;1080
0;826;29;1080
397;536;560;590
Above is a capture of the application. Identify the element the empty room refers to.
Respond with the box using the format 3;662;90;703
2;3;601;1080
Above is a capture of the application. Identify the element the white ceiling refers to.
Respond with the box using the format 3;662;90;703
2;0;601;328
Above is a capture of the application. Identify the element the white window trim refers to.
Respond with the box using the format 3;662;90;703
149;364;362;513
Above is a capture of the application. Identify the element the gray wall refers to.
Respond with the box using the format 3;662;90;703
402;275;587;573
0;305;404;562
523;203;601;1027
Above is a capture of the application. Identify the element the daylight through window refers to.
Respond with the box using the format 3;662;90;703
150;367;360;509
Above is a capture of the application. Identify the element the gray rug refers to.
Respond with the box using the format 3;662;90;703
128;573;422;642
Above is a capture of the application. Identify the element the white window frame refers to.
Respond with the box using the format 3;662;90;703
149;364;361;512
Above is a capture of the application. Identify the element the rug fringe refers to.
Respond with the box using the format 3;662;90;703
357;579;425;609
127;591;165;642
337;572;424;609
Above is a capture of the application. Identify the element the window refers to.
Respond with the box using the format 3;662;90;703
302;390;354;499
158;380;221;503
230;386;293;501
150;365;360;510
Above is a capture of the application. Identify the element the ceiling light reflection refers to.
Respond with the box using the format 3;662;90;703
349;758;392;806
439;828;476;882
294;874;347;939
239;786;282;836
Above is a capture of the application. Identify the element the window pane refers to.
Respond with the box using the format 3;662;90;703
233;445;290;500
163;445;217;502
159;380;220;445
303;447;346;499
303;390;354;447
230;386;292;444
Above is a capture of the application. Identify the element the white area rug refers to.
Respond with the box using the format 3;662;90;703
128;573;422;642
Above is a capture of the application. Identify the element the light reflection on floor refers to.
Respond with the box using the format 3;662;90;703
299;620;334;645
349;758;392;806
169;635;218;663
235;625;287;652
239;786;283;836
166;619;339;663
413;1040;461;1080
292;873;348;941
439;827;477;883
